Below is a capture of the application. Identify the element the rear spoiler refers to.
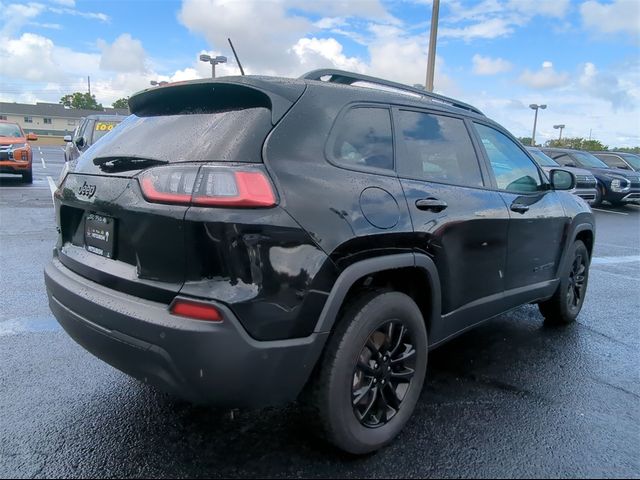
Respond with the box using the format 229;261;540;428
128;77;306;125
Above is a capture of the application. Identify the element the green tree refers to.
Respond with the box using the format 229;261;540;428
544;137;607;151
612;146;640;154
581;139;607;151
59;92;103;110
516;137;534;146
111;97;129;109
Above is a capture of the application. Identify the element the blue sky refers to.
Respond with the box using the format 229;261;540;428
1;0;638;146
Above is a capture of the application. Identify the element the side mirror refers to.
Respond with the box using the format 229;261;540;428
63;135;72;143
26;133;37;141
75;136;85;149
550;169;575;191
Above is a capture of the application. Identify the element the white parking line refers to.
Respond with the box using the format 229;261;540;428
47;176;57;203
592;255;640;265
592;208;629;216
41;157;46;168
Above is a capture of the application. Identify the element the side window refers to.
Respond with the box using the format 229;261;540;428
396;110;483;187
473;123;542;193
599;154;626;169
332;107;393;170
77;120;92;144
552;154;574;166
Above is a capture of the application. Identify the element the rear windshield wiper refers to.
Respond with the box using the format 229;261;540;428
93;156;168;173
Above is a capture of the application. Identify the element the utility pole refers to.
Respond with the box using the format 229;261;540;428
553;124;565;141
87;76;91;96
529;104;547;146
425;0;440;92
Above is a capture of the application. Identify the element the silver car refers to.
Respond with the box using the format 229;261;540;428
527;147;598;204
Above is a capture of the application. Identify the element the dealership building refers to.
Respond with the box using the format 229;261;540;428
0;102;129;138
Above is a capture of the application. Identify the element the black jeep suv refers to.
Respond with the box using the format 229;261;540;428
45;70;595;454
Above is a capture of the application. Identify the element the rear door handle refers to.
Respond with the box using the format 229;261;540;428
416;198;448;212
510;203;530;214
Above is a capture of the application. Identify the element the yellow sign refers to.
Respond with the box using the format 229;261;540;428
95;122;117;132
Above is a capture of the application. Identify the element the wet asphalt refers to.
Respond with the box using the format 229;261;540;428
0;147;638;478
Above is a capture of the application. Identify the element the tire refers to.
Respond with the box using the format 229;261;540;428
307;290;428;454
592;183;604;207
539;240;590;325
22;169;33;184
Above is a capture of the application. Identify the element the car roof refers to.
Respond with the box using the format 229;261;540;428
129;70;490;123
541;147;582;153
84;114;127;121
591;151;637;156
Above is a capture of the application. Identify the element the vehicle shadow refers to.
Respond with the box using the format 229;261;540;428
0;176;28;187
48;305;595;478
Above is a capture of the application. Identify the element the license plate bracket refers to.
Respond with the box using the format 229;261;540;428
84;213;116;259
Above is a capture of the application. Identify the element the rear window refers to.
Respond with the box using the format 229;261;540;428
76;107;272;170
330;107;393;171
92;121;121;142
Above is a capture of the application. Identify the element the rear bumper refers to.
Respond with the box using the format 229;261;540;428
0;160;31;173
44;257;328;407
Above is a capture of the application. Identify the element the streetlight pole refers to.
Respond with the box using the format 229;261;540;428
199;54;228;78
425;0;440;92
529;104;547;146
553;124;565;141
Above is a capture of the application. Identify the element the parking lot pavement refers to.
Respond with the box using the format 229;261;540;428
0;148;638;478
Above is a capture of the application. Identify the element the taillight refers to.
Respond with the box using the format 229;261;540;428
138;164;276;207
170;298;223;322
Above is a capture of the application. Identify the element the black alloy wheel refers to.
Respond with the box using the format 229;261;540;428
352;321;416;428
538;239;590;325
306;291;428;454
566;251;587;314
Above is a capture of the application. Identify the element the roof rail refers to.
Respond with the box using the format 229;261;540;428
300;69;484;116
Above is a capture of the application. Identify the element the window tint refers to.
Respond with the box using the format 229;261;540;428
397;110;483;186
332;107;393;170
621;154;640;170
549;153;574;166
76;119;90;141
596;154;626;168
528;148;558;167
474;123;542;193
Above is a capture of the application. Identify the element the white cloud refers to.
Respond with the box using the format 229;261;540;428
48;6;109;22
507;0;570;18
178;0;313;75
292;37;366;72
472;54;512;75
442;0;570;41
579;62;636;111
519;62;570;89
50;0;75;6
0;2;46;36
440;18;514;40
98;34;147;73
581;0;640;36
314;17;348;30
0;32;99;83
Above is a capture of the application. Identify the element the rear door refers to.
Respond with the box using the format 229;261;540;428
471;122;568;294
393;107;510;338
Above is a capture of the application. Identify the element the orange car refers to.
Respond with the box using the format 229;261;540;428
0;120;37;183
